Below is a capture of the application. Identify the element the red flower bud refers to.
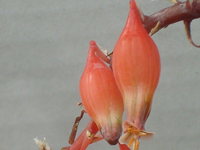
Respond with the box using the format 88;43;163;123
112;0;161;148
79;41;124;145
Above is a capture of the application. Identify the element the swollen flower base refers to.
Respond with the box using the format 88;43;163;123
64;0;160;149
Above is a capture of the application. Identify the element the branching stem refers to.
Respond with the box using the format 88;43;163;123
143;0;200;34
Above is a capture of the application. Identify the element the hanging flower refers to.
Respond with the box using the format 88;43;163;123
112;0;161;149
79;41;124;145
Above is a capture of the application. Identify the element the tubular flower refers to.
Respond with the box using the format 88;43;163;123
79;41;124;145
112;0;161;149
62;120;100;150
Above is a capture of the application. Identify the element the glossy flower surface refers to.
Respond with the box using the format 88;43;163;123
79;41;124;145
112;0;161;149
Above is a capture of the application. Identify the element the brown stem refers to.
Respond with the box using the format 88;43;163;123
143;0;200;34
68;110;85;144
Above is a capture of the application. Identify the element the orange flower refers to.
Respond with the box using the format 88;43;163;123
63;120;100;150
112;0;161;149
79;41;124;145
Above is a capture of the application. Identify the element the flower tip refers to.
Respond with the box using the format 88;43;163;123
90;40;96;46
102;133;120;145
106;138;119;145
100;125;122;145
129;0;137;10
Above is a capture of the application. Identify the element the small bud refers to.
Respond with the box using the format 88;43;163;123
79;41;124;145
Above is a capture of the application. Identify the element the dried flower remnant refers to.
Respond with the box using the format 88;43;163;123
68;110;85;144
79;41;124;145
34;137;51;150
112;0;161;149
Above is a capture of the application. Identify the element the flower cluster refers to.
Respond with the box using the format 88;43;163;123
64;0;161;150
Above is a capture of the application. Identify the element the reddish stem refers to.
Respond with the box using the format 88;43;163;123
143;0;200;34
